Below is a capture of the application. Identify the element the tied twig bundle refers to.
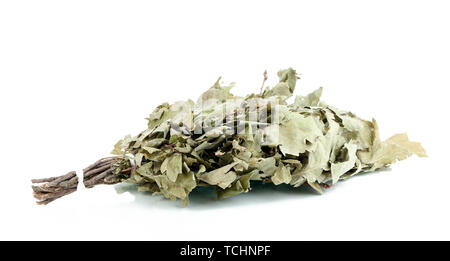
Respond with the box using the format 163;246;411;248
31;157;132;205
31;171;78;205
83;156;132;188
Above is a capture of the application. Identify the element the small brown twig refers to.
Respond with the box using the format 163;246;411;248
259;70;268;96
320;183;332;189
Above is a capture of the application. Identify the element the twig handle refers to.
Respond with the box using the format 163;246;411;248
31;156;132;205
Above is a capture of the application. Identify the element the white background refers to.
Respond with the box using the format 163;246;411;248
0;0;449;240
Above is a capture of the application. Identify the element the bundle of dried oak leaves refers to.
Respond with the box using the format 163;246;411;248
32;68;426;206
